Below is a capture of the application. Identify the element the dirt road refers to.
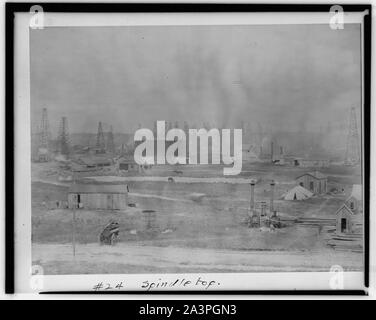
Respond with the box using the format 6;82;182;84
32;243;363;274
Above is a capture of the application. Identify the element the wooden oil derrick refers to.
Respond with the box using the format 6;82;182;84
37;108;50;161
96;121;106;153
106;125;115;154
345;107;360;165
58;116;70;156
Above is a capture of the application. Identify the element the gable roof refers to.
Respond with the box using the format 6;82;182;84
296;171;327;180
335;203;355;216
68;183;128;194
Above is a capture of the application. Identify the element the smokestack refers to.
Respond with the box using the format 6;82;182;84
250;180;255;215
270;180;275;215
280;146;283;156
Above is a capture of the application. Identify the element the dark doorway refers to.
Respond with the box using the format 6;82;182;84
341;218;347;233
77;194;81;208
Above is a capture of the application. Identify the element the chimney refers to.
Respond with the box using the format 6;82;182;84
270;180;275;215
250;180;255;215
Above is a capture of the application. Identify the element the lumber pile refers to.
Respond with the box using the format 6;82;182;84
327;233;363;252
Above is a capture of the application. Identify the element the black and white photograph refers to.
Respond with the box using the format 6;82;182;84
3;2;374;300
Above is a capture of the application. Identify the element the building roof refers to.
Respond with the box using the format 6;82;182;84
68;183;128;194
78;156;113;166
118;156;137;164
335;203;355;216
296;171;327;180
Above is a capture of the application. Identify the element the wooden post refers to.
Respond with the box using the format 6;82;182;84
270;180;275;216
250;180;255;215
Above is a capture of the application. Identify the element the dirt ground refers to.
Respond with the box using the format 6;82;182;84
31;161;363;274
33;243;363;274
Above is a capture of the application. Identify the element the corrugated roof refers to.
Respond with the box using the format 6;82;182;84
296;171;327;180
68;183;128;194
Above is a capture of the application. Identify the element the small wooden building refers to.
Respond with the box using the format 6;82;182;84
118;159;140;172
335;204;355;234
295;171;327;195
335;185;363;234
76;156;113;169
68;183;128;210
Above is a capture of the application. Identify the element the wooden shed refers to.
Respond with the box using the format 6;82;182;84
295;171;327;195
335;204;355;234
118;159;140;172
68;183;128;210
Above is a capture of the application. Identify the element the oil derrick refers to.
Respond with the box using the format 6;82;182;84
241;121;246;142
183;121;189;135
345;107;360;165
95;121;106;153
153;121;158;137
58;117;70;156
106;126;115;154
37;108;50;162
257;122;263;155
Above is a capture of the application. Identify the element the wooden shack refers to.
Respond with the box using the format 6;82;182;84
118;159;140;172
335;204;355;234
68;183;128;210
334;184;363;235
295;171;327;195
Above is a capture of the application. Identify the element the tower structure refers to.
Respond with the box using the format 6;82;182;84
96;121;106;153
37;108;50;161
107;125;115;154
345;107;360;165
58;116;70;156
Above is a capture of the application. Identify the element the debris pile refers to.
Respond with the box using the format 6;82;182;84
99;221;120;245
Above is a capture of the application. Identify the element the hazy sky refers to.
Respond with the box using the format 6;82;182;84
30;24;361;134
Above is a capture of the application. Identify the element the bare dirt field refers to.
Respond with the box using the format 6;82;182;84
31;161;363;274
33;243;363;274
